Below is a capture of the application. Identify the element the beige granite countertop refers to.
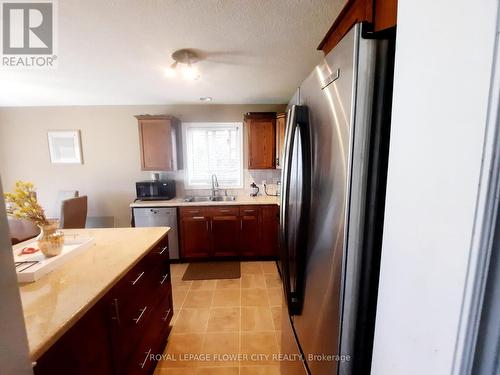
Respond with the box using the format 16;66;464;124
18;227;169;361
130;194;280;208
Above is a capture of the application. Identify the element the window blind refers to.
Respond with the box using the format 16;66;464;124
184;123;243;188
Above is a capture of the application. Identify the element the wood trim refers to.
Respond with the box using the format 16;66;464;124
318;0;397;55
318;0;373;55
373;0;398;32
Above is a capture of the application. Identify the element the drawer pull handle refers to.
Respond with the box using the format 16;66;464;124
188;210;200;213
160;273;169;284
220;209;230;212
243;209;255;213
158;246;168;255
162;309;172;321
193;216;205;219
140;348;152;369
132;271;145;285
111;298;121;324
133;306;147;324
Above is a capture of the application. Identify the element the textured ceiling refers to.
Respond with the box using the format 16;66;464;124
0;0;345;106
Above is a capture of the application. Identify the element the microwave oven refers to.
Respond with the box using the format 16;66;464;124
136;180;176;201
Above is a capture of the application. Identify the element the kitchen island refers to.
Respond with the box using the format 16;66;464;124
19;227;171;374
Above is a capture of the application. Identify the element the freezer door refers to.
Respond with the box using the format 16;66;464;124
280;105;311;315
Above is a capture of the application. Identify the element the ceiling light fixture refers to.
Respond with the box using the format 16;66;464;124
200;97;213;102
165;49;201;81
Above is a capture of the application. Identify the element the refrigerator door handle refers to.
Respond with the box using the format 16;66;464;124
280;105;311;316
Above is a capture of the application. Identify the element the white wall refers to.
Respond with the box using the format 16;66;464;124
0;105;284;227
371;1;499;374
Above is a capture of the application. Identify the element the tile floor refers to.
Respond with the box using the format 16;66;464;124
154;261;284;375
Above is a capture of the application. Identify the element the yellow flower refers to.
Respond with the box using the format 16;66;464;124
3;181;49;226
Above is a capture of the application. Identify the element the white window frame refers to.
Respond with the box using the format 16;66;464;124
182;122;244;189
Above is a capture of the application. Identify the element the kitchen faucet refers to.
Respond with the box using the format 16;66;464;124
211;174;219;197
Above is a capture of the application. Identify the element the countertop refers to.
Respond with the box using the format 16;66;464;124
18;227;169;361
130;195;280;208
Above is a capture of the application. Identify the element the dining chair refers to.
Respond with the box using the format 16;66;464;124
59;196;88;229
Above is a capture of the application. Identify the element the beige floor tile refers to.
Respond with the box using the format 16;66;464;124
267;288;284;307
270;307;282;331
216;279;241;289
172;308;210;333
172;277;193;291
171;263;189;277
241;307;274;332
212;289;241;307
155;366;196;374
190;280;217;291
201;332;240;367
242;289;269;307
240;365;281;375
206;307;240;332
264;274;282;289
165;333;205;354
173;289;189;308
241;274;266;289
183;290;215;308
240;332;280;365
261;262;279;275
195;367;238;375
241;261;264;274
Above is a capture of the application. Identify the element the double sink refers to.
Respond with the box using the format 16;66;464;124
183;195;237;202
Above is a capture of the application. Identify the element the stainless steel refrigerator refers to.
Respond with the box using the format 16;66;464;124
279;24;395;375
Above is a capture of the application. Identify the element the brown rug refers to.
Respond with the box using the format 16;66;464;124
182;262;241;280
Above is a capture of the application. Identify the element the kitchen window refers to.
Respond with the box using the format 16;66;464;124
182;122;243;189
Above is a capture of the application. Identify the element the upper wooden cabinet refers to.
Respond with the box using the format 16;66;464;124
136;115;181;171
275;113;286;169
245;112;276;169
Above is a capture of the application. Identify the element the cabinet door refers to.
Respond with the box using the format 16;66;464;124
239;207;262;257
34;301;114;375
246;116;276;169
211;215;240;257
138;117;178;171
276;113;286;169
180;217;211;258
260;205;279;256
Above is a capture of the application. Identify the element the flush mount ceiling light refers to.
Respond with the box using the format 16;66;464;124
165;49;201;81
200;97;213;102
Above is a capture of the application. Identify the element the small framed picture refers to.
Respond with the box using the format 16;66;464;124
47;130;83;164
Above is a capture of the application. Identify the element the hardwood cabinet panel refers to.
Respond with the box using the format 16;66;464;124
136;115;181;171
34;301;114;375
179;205;279;260
180;217;211;258
240;208;262;257
211;215;240;257
245;113;276;169
261;205;279;256
276;113;286;169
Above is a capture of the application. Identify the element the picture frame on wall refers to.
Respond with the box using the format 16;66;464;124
47;130;83;164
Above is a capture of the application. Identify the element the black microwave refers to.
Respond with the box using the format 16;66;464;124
136;180;176;201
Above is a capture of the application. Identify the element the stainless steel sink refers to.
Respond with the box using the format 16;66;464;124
183;195;237;202
211;195;237;202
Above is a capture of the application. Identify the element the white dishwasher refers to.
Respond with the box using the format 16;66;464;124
133;207;179;260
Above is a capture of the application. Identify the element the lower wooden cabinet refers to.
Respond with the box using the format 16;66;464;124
34;235;172;375
180;205;279;259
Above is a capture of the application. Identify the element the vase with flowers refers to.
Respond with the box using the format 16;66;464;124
4;181;64;257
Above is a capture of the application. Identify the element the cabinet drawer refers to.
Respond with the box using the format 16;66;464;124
209;206;239;216
179;207;211;218
239;206;262;215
